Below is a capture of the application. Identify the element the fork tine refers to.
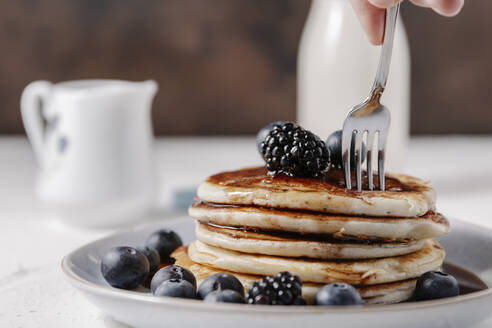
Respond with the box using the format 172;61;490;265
378;149;385;190
366;131;376;190
354;131;363;192
341;129;353;190
378;130;389;190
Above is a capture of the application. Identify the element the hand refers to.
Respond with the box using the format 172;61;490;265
349;0;464;45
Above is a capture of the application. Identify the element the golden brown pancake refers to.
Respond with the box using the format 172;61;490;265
189;201;449;240
172;246;418;304
188;239;444;285
195;222;427;259
197;166;436;217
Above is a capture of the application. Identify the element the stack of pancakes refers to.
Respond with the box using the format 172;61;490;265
174;166;450;304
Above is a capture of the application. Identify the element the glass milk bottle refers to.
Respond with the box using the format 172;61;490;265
297;0;410;172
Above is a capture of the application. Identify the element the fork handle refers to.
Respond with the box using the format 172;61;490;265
371;3;400;95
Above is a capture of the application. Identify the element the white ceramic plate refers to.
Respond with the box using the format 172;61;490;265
62;217;492;328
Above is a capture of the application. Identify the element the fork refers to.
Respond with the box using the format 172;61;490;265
341;3;400;192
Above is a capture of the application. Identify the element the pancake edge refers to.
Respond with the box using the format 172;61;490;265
187;239;444;285
189;203;450;240
172;246;418;304
195;222;427;259
197;174;436;218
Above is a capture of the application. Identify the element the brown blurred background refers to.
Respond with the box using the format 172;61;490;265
0;0;491;135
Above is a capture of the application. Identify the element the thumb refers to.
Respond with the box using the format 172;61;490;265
349;0;386;45
368;0;403;9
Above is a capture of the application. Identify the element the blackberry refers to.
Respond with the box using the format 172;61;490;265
260;122;329;178
246;271;304;305
256;121;286;153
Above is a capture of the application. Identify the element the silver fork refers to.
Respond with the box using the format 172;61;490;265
341;3;400;192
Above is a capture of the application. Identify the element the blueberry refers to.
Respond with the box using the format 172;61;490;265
137;247;160;274
203;290;245;304
256;121;286;154
326;130;366;168
315;283;363;306
151;265;197;294
153;279;197;299
197;273;245;299
414;271;459;301
101;246;149;290
146;229;183;260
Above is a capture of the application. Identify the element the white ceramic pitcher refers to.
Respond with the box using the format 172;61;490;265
21;79;158;228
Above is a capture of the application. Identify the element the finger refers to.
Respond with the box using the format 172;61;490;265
368;0;403;9
349;0;386;45
410;0;464;16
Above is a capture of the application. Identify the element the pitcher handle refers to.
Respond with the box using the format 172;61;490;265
20;80;53;166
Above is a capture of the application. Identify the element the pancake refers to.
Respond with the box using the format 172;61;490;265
197;166;436;217
188;239;444;285
195;222;427;259
172;246;418;304
189;201;449;240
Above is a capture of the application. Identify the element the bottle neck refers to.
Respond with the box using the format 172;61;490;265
308;0;351;22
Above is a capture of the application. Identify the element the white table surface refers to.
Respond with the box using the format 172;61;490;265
1;135;492;328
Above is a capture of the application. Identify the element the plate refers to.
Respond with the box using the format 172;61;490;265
62;217;492;328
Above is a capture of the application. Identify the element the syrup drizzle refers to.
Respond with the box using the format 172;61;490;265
443;262;488;295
